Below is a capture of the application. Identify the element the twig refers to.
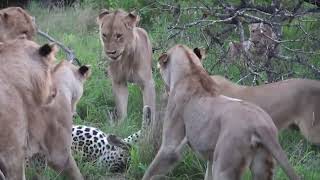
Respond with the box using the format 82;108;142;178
276;54;320;76
236;73;251;84
200;29;210;48
237;19;245;43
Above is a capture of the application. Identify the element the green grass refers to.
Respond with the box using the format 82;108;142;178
26;2;320;180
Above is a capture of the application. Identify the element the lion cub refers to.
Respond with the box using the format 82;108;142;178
26;60;91;179
97;9;155;122
142;45;299;180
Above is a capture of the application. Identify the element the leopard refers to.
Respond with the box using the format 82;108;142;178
28;106;151;173
71;105;151;172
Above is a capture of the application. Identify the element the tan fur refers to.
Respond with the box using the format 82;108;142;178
196;48;320;145
0;38;88;180
248;23;277;56
143;45;299;180
97;9;155;122
211;75;320;146
0;7;36;42
26;61;91;179
52;61;91;115
0;38;55;180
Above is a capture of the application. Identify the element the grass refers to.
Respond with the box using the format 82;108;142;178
26;2;320;180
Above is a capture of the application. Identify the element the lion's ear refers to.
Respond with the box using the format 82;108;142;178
97;9;110;24
158;53;168;66
193;47;207;61
39;43;58;63
126;11;140;29
14;7;24;14
249;23;259;31
39;43;54;57
0;12;9;22
78;65;91;79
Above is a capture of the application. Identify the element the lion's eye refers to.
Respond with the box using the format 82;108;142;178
102;33;107;38
116;33;123;39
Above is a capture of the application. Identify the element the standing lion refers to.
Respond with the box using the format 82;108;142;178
143;45;299;180
97;9;156;123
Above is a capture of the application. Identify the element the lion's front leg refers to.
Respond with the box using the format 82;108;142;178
112;81;129;122
48;151;83;180
142;116;187;180
142;139;187;180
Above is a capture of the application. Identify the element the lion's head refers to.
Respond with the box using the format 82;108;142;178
0;38;57;105
0;7;36;42
52;61;91;115
157;45;205;91
249;23;273;44
97;9;140;61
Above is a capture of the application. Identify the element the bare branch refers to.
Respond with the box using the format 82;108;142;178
275;54;320;76
157;1;320;81
236;73;251;84
237;20;245;43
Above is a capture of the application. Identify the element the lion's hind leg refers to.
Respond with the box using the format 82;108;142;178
212;136;251;180
250;148;275;180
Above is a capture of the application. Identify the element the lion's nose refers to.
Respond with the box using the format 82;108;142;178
106;50;117;55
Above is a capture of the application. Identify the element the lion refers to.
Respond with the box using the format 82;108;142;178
195;47;320;147
97;9;155;122
227;23;277;64
0;38;56;180
142;45;299;180
0;38;86;180
51;60;91;116
0;7;36;42
26;60;91;179
212;75;320;146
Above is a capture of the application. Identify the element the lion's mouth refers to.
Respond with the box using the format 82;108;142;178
108;53;122;61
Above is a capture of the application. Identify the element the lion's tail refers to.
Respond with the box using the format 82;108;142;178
123;106;152;145
254;128;300;180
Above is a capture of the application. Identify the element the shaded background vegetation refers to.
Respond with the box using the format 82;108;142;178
2;0;320;179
